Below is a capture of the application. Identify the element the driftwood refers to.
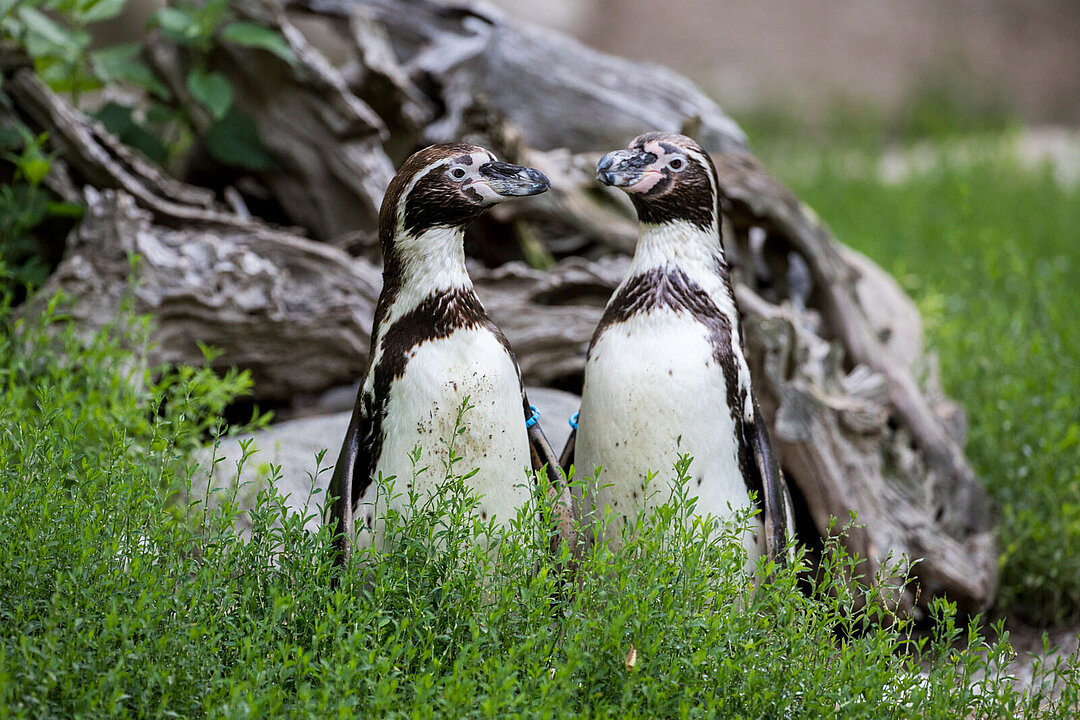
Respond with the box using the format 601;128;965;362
4;0;998;616
37;187;380;401
290;0;748;155
4;56;379;400
146;0;405;242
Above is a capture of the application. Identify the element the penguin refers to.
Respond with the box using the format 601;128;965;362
564;132;790;569
326;143;570;566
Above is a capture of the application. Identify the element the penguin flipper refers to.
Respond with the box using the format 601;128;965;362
747;398;790;568
558;428;576;476
326;391;374;570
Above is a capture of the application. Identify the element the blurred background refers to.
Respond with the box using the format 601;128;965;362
493;0;1080;137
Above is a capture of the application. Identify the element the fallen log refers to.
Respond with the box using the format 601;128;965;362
294;0;749;155
32;187;380;401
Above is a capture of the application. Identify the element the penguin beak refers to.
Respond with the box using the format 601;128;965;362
596;149;658;188
478;161;551;197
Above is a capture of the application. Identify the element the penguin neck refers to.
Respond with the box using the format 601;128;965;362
628;219;731;295
382;224;474;325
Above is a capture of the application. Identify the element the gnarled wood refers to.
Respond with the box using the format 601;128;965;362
145;1;401;242
292;0;749;155
30;188;380;401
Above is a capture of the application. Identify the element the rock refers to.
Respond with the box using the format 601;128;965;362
192;386;582;527
194;411;349;531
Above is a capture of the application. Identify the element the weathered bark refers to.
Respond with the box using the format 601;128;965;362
32;187;380;401
144;1;402;242
292;0;749;155
4;0;998;616
715;153;997;613
739;290;996;616
474;256;624;386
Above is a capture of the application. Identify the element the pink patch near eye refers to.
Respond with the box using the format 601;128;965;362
643;140;665;155
624;171;663;194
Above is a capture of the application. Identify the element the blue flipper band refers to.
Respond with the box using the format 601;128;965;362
526;405;540;428
569;411;579;430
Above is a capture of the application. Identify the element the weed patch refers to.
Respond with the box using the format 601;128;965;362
2;293;1078;717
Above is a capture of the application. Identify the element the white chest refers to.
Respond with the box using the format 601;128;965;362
356;328;533;548
576;309;763;561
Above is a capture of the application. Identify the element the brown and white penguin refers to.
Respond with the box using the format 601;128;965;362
564;132;791;568
326;143;568;566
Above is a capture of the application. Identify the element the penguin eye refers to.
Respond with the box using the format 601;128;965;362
449;167;467;180
669;157;686;171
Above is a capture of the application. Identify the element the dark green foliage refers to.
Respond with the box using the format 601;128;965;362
2;294;1077;717
0;182;50;287
93;102;169;165
3;0;291;174
89;42;173;101
152;0;294;64
205;108;278;171
146;0;293;171
3;0;151;104
0;125;82;294
0;0;296;295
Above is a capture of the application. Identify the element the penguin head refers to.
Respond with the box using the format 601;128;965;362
596;132;718;230
381;143;550;241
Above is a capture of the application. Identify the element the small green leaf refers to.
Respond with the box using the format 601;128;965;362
0;16;19;41
94;102;136;136
90;44;172;100
205;109;276;171
89;41;139;68
17;7;71;47
46;201;85;219
186;69;232;121
196;0;230;36
21;158;50;186
94;103;169;165
37;58;101;94
145;101;175;126
18;6;86;60
152;7;201;45
219;21;295;64
3;130;53;187
75;0;127;24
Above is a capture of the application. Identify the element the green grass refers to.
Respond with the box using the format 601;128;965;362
2;289;1080;716
753;136;1080;626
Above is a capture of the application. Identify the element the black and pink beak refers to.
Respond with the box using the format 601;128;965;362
596;149;658;187
479;161;550;197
